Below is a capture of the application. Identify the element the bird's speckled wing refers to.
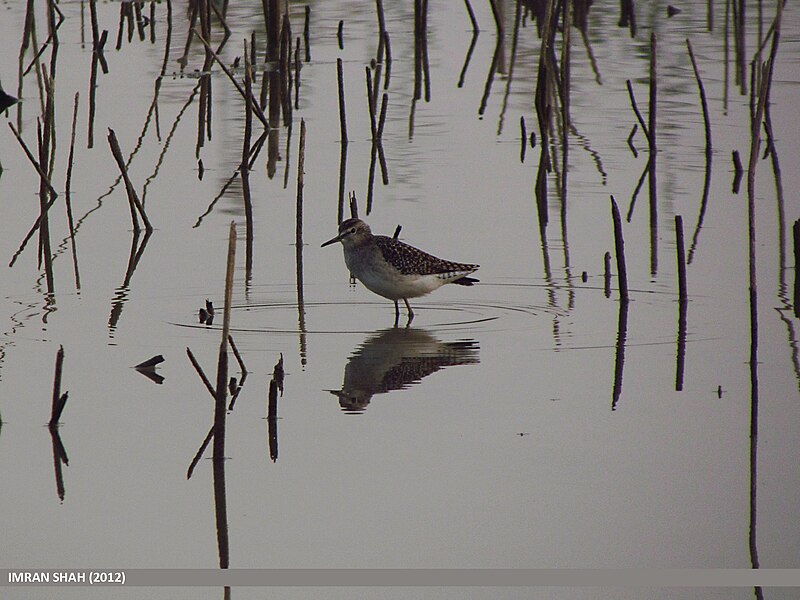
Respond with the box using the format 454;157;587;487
374;235;478;276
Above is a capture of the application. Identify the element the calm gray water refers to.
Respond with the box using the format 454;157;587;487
1;0;799;598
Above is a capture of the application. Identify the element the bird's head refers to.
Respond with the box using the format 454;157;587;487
321;218;372;248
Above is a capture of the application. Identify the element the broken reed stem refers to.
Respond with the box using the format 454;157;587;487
296;118;306;248
65;91;81;289
375;0;386;58
279;17;293;125
23;28;57;78
488;0;503;36
187;427;214;479
747;63;770;315
50;345;65;424
43;64;57;179
38;74;55;294
212;222;237;462
627;124;639;157
227;335;247;375
95;29;109;75
192;29;269;130
686;39;712;155
267;379;278;420
304;5;311;62
294;37;301;108
365;66;378;141
371;60;381;117
648;32;658;278
561;0;572;181
337;140;348;223
377;93;388;139
107;128;152;232
150;1;156;44
208;0;231;42
675;215;688;392
760;0;783;119
420;0;431;102
625;79;650;143
9;192;60;268
221;222;237;348
272;354;284;391
736;0;746;95
116;3;127;50
675;215;687;302
337;20;344;49
336;58;348;144
179;0;199;68
610;195;629;303
464;0;479;33
267;377;279;460
382;31;392;90
89;0;100;48
186;347;216;399
8;123;59;199
604;251;612;298
242;38;253;169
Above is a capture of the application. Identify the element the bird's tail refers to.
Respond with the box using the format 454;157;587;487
451;276;479;286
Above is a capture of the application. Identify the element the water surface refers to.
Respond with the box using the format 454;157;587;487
1;0;799;598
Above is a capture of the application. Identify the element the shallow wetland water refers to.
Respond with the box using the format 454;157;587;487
0;0;799;598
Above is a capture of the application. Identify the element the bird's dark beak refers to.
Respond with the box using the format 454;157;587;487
320;233;341;248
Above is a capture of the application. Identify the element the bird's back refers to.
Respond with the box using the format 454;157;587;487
374;235;478;277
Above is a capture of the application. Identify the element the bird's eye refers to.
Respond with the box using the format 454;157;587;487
350;227;356;234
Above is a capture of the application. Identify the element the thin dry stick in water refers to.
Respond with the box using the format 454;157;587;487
212;222;237;462
50;345;66;425
686;39;712;155
648;32;658;276
7;123;59;198
377;93;388;140
675;215;688;392
375;0;387;63
192;29;269;130
295;120;308;362
675;215;688;302
746;64;770;326
382;31;392;90
107;128;153;232
464;0;479;32
365;66;378;142
625;80;650;143
336;58;348;144
610;195;629;303
228;335;247;375
296;118;306;247
304;5;311;62
37;74;55;294
65;91;81;289
186;347;217;399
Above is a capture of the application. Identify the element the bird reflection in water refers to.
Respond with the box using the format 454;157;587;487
328;327;479;413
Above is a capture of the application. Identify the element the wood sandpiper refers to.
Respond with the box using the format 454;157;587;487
321;218;479;323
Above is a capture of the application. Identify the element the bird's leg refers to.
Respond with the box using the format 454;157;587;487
403;298;414;325
393;300;400;327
